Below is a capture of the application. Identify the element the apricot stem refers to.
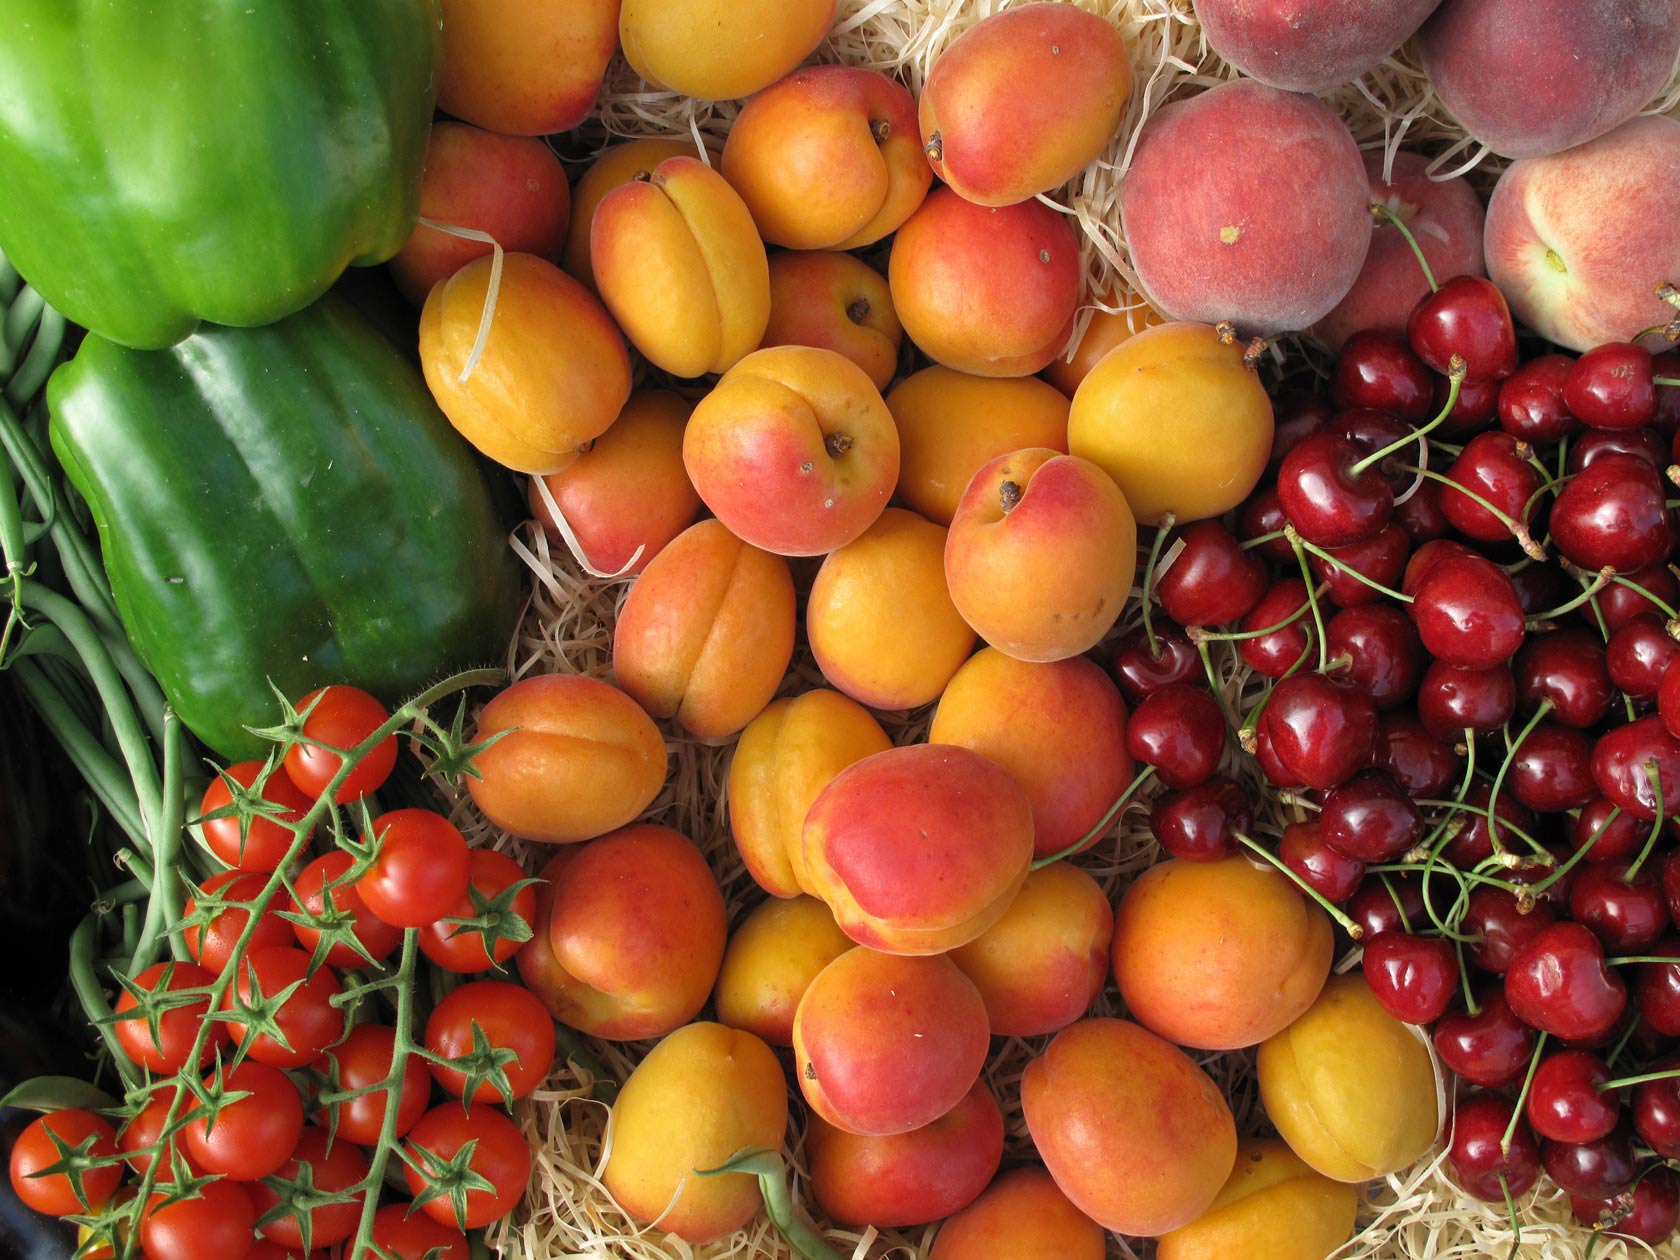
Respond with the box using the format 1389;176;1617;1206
1232;832;1362;938
844;298;870;325
922;131;942;162
868;118;892;145
1369;202;1438;293
1031;765;1156;869
998;480;1022;514
825;432;853;459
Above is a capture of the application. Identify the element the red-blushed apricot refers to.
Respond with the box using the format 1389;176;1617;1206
436;0;617;135
930;1167;1105;1260
619;0;835;100
713;896;855;1047
1194;0;1441;93
1044;283;1166;397
929;649;1131;859
466;674;666;844
1022;1018;1237;1236
1113;856;1333;1051
1156;1139;1359;1260
760;251;901;391
802;743;1035;954
563;138;712;294
887;368;1070;526
727;691;893;899
806;1081;1004;1227
611;519;795;741
602;1022;788;1243
792;947;989;1137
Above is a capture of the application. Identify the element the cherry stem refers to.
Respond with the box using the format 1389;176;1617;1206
1233;831;1363;938
1486;702;1553;862
1349;356;1465;479
1239;528;1285;551
1030;764;1157;870
1138;513;1177;658
1398;466;1545;559
1530;804;1622;895
1655;377;1680;388
1605;1017;1641;1072
1606;571;1680;621
1600;1063;1680;1092
1607;955;1680;966
1287;531;1330;673
1502;1031;1550;1158
1193;636;1240;731
1192;593;1319;643
1289;528;1415;604
1623;758;1667;882
1369;202;1439;292
1498;1172;1523;1260
1527;568;1614;627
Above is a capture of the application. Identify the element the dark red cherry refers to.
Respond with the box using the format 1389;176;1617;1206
1448;1093;1541;1201
1250;720;1302;789
1332;329;1434;421
1236;486;1295;565
1505;921;1628;1042
1570;863;1668;953
1633;937;1680;1038
1572;1167;1680;1245
1401;537;1477;597
1435;370;1502;437
1324;604;1423;710
1633;1061;1680;1157
1362;931;1456;1024
1571;797;1648;865
1155;520;1267;628
1373;712;1460;797
1661;654;1680;739
1333;407;1417;492
1658;349;1680;433
1505;559;1570;619
1407;274;1519;383
1266;390;1332;476
1434;988;1538;1088
1410;552;1527;670
1527;1050;1621;1144
1276;430;1393;547
1394;479;1450;546
1279;820;1364;902
1439;431;1542;544
1111;622;1200;704
1237;579;1314;679
1514;629;1613;729
1665;849;1680;925
1564;342;1657;430
1508;723;1597;814
1593;561;1680;632
1551;453;1673;574
1309;524;1410;609
1591;714;1680;820
1463;887;1557;975
1321;769;1421;862
1540;1125;1637;1200
1417;660;1515;741
1260;673;1379;791
1347;872;1427;941
1443;781;1536;869
1607;612;1680;699
1499;353;1580;444
1124;684;1227;790
1568;424;1669;472
1149;777;1249;862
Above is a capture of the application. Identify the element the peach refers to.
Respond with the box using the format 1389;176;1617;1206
591;155;770;378
1156;1139;1359;1260
1044;282;1165;397
1258;973;1442;1183
930;1167;1106;1260
390;123;570;304
947;861;1112;1038
722;67;931;250
944;448;1137;663
602;1022;787;1244
713;896;855;1046
1118;79;1371;336
802;743;1035;955
1420;0;1680;160
419;252;631;475
611;519;795;740
806;1081;1003;1227
889;188;1080;377
683;345;899;556
437;0;618;135
929;649;1132;860
1484;115;1680;353
919;5;1132;207
466;674;666;844
1112;856;1333;1051
887;367;1069;525
527;390;700;577
760;251;901;391
562;137;710;294
792;947;989;1136
727;690;892;899
1194;0;1441;93
1022;1018;1237;1236
806;508;976;711
1314;151;1487;350
1068;320;1273;523
516;824;725;1040
619;0;835;100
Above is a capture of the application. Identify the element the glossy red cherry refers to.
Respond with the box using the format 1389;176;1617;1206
1410;552;1527;670
1236;486;1295;565
1321;768;1421;862
1155;520;1267;628
1606;612;1680;699
1237;579;1314;679
1401;538;1477;597
1527;1050;1621;1144
1448;1093;1542;1202
1407;274;1519;383
1110;623;1201;703
1572;1167;1680;1245
1434;988;1538;1088
1149;777;1249;862
1540;1125;1636;1200
1435;371;1502;437
1260;673;1379;791
1564;342;1657;430
1505;560;1571;620
1439;431;1542;544
1417;661;1515;741
1309;524;1410;609
1571;797;1648;865
1593;561;1680;632
1443;781;1536;869
1347;873;1427;941
1279;820;1364;902
1570;863;1669;953
1591;714;1680;820
1551;453;1673;575
1504;921;1628;1043
1333;407;1418;491
1362;932;1456;1024
1662;655;1680;739
1633;1061;1680;1158
1394;478;1451;544
1514;629;1613;729
1124;683;1226;790
1634;937;1680;1038
1508;723;1597;814
1568;424;1668;472
1499;353;1579;443
1373;712;1460;797
1324;604;1423;710
1665;849;1680;925
1250;720;1301;789
1463;887;1557;975
1276;430;1393;547
1332;329;1435;420
1266;390;1332;476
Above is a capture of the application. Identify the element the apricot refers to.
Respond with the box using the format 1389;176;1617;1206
602;1022;788;1244
803;743;1035;954
930;1167;1105;1260
806;1081;1003;1227
713;896;854;1046
1022;1018;1237;1236
929;649;1131;859
1257;973;1442;1183
944;448;1137;663
562;137;710;294
437;0;617;135
619;0;835;100
761;251;901;391
727;690;892;899
466;674;666;844
1118;79;1370;336
683;345;899;556
806;508;975;712
919;5;1132;207
419;252;631;475
390;123;570;305
723;67;931;250
611;520;795;741
887;367;1070;526
1068;320;1273;523
527;390;700;577
1044;283;1165;397
517;824;725;1040
1156;1139;1358;1260
948;861;1112;1038
1194;0;1441;93
591;155;770;378
1113;856;1332;1051
792;947;989;1136
889;188;1080;377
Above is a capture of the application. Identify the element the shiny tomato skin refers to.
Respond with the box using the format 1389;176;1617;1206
248;1126;370;1250
112;960;225;1073
402;1102;531;1229
183;870;294;975
141;1176;257;1260
370;1203;471;1259
221;947;345;1070
357;809;472;929
199;760;313;872
315;1023;431;1145
289;850;402;968
419;850;537;974
9;1110;122;1216
425;979;556;1103
283;685;398;804
182;1061;305;1182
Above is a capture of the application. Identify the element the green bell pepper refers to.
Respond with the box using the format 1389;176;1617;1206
46;295;522;760
0;1;441;350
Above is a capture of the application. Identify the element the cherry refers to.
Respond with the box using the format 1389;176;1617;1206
1540;1125;1637;1200
1155;521;1267;628
1499;353;1580;444
1434;988;1538;1088
1401;538;1477;597
1409;552;1527;671
1362;932;1456;1024
1606;611;1680;699
1463;886;1556;975
1276;430;1392;547
1251;720;1302;789
1633;937;1680;1038
1568;424;1668;472
1591;713;1680;820
1149;777;1249;862
1279;820;1364;902
1333;407;1417;492
1417;660;1515;741
1665;849;1680;925
1348;872;1427;940
1236;579;1314;678
1332;329;1434;420
1324;604;1423;710
1505;838;1581;908
1564;342;1657;430
1321;768;1421;862
1572;1168;1680;1245
1407;274;1519;383
1394;478;1451;544
1111;623;1200;703
1124;684;1226;790
1593;561;1680;632
1505;921;1628;1042
1439;431;1542;544
1267;390;1332;476
1550;453;1673;574
1571;797;1648;865
1633;1061;1680;1157
1260;673;1379;791
1506;559;1571;619
1236;486;1296;565
1373;712;1460;797
1662;655;1680;740
1435;371;1502;438
1507;722;1597;814
1514;629;1613;729
1659;349;1680;432
1527;1050;1621;1144
1443;781;1536;869
1570;863;1668;954
1309;523;1410;609
1448;1093;1541;1201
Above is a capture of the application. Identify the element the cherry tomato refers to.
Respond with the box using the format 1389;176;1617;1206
315;1023;430;1146
245;1242;318;1260
289;850;401;968
371;1202;470;1259
118;1086;196;1176
356;809;472;929
112;960;225;1073
425;980;556;1104
182;870;294;975
403;1102;531;1230
249;1126;369;1250
141;1175;257;1260
182;1061;304;1182
8;1109;122;1216
283;685;398;803
198;760;313;872
221;947;345;1070
419;850;538;974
